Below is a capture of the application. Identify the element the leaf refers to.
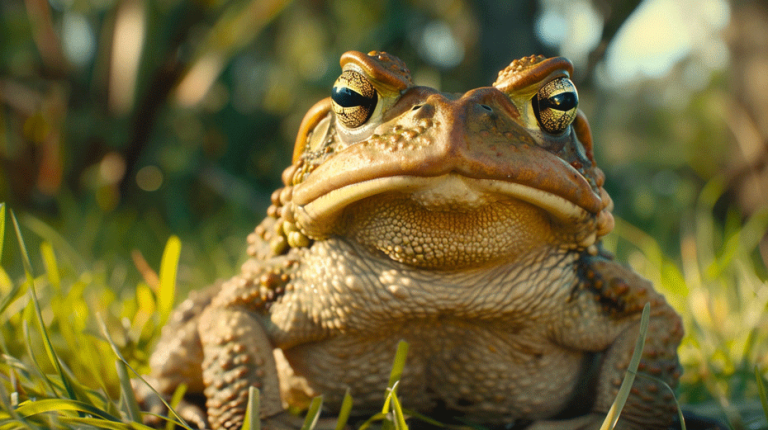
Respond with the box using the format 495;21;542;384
600;302;650;430
157;235;181;327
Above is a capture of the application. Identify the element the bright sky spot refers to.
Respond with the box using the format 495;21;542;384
62;12;95;67
418;20;465;69
604;0;730;85
536;0;602;69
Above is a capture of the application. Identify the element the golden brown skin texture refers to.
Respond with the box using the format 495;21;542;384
140;51;683;430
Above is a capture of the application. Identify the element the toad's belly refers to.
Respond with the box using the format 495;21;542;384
280;325;588;423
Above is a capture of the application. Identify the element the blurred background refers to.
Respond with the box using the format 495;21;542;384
2;0;767;304
1;0;768;423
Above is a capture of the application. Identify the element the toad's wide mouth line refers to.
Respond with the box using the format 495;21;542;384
296;173;594;229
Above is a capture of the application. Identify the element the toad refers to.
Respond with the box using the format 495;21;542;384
141;51;683;430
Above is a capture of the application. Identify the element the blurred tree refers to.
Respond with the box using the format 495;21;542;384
0;0;555;227
723;0;768;262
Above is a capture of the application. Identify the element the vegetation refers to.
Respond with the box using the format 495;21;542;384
1;180;767;429
1;0;767;428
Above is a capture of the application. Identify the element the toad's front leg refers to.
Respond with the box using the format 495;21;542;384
199;305;284;429
197;257;307;430
531;253;684;430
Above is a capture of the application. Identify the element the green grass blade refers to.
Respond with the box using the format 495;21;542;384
0;273;28;320
356;412;387;430
58;415;157;429
14;398;121;421
157;235;181;327
40;242;60;293
20;213;86;272
0;203;5;264
11;210;78;403
334;388;353;430
165;384;188;430
636;374;685;430
757;366;768;423
387;341;409;390
116;360;142;423
400;410;444;427
301;395;323;430
382;341;409;415
389;386;408;430
241;386;260;430
97;315;194;430
22;313;58;397
0;207;29;314
600;302;650;430
0;372;34;430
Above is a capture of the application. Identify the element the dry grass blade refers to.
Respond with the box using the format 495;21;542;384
600;302;650;430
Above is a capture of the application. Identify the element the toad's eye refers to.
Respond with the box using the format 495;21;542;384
533;77;578;134
331;70;378;129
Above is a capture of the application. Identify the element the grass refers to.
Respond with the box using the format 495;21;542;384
0;188;767;429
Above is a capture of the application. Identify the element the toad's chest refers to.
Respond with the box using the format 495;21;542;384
263;240;584;421
279;321;588;424
264;240;579;344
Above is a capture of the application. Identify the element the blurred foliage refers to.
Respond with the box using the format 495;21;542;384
0;0;553;289
0;0;751;268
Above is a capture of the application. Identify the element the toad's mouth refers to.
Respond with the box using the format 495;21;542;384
294;173;600;241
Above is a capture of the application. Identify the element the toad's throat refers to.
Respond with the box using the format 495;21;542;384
296;174;590;231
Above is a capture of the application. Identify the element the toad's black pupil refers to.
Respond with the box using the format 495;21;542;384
542;92;577;111
332;86;375;109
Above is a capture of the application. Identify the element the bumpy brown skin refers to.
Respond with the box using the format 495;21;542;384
141;51;683;429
